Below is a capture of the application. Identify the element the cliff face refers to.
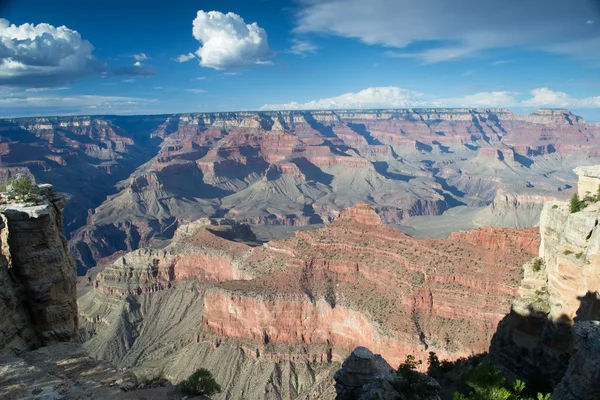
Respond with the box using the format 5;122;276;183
3;109;595;272
77;204;538;398
490;177;600;393
0;185;78;354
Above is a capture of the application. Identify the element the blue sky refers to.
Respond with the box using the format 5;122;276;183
1;0;600;120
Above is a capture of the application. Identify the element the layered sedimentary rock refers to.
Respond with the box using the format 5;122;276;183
0;185;78;354
2;109;592;272
0;116;162;239
490;168;600;393
78;204;538;398
574;166;600;197
473;188;565;228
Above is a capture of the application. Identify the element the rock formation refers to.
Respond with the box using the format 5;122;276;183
0;184;78;354
0;184;185;399
574;166;600;198
333;347;440;400
490;166;600;394
3;109;598;272
552;321;600;400
77;203;539;398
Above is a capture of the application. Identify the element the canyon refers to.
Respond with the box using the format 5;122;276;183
0;168;597;399
77;202;540;398
0;108;597;273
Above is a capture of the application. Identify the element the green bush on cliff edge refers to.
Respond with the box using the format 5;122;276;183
183;368;221;396
0;175;35;199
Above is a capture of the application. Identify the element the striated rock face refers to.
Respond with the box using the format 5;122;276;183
0;185;78;354
473;188;564;228
574;166;600;198
78;203;538;398
0;117;162;239
538;200;600;321
490;171;600;393
6;108;589;272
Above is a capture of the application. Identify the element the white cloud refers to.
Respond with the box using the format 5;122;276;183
288;39;317;56
521;88;600;108
295;0;600;62
439;91;518;108
0;94;157;117
262;86;600;111
191;10;273;69
587;20;595;25
0;19;103;86
492;60;512;66
192;77;206;81
186;89;206;93
133;53;149;61
261;87;429;110
175;53;195;63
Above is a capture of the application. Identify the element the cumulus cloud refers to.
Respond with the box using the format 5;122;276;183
261;86;600;111
192;10;273;69
186;88;206;93
261;87;429;110
288;39;317;56
174;53;195;63
521;88;600;108
295;0;600;62
0;19;104;87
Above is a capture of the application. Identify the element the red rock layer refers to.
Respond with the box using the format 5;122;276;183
93;204;540;368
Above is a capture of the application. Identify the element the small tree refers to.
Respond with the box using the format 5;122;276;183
1;175;35;199
427;351;441;376
453;362;550;400
183;368;221;396
569;193;581;213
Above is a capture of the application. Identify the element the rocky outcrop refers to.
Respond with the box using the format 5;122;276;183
574;166;600;198
473;188;563;228
553;321;600;400
490;168;600;393
0;185;78;354
333;347;440;400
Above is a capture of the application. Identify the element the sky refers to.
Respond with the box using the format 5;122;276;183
1;0;600;120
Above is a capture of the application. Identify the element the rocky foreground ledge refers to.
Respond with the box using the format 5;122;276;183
0;184;77;354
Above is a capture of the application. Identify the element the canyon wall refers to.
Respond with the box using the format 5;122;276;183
78;204;538;399
0;185;78;354
490;168;600;394
3;108;598;273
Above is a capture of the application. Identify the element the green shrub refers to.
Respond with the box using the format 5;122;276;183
569;193;582;213
452;361;550;400
531;258;543;272
551;205;558;209
1;175;35;199
183;368;221;396
563;250;573;256
575;252;584;260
